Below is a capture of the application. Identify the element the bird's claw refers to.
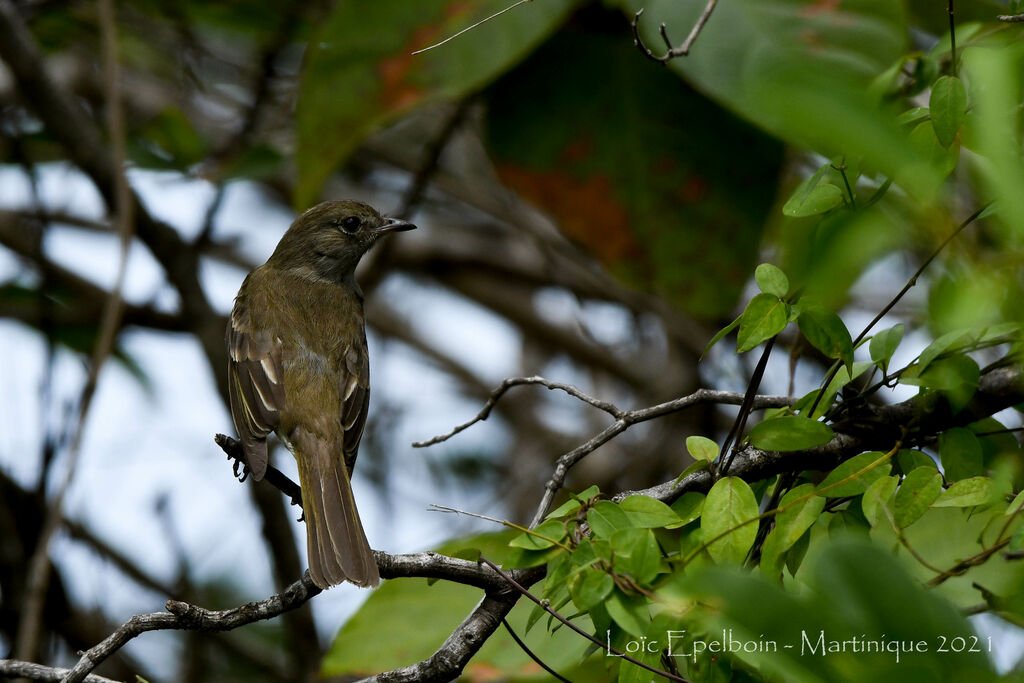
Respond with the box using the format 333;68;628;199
231;457;250;483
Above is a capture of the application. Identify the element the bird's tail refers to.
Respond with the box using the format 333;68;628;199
293;428;379;588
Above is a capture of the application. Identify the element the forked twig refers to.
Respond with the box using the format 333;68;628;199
632;1;720;64
414;376;622;448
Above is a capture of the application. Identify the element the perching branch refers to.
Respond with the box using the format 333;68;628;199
56;548;527;683
632;1;720;64
0;660;119;683
59;573;322;683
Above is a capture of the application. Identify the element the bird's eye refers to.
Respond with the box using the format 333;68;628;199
339;216;362;233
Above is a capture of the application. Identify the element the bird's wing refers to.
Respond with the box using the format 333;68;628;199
339;341;370;474
227;300;285;481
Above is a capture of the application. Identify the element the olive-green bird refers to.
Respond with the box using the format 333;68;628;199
227;200;415;588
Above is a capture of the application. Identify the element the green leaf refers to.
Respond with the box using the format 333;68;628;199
897;449;936;473
930;75;968;148
671;459;709;487
702;315;741;359
508;519;565;549
774;485;826;549
760;484;825;576
587;501;632;539
896;106;930;127
1007;491;1024;516
570;539;598;569
915;330;971;373
619;496;682;528
904;355;980;413
323;531;519;674
939;427;984;482
568;567;614;611
808;361;872;419
964;46;1024;235
546;485;600;520
869;323;905;372
1010;524;1024;552
783;179;844;217
861;475;899;527
748;416;834;452
485;30;783;319
893;467;944;528
818;451;892;497
701;477;759;565
686;435;719;463
611;528;662;584
619;645;664;683
755;263;790;297
737;293;789;352
635;0;937;198
797;302;854;369
933;477;993;508
296;0;577;206
605;589;651;637
909;120;960;179
667;493;705;529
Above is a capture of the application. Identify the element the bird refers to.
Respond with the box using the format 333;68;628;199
226;200;415;588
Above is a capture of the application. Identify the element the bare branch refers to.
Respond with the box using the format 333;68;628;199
355;593;520;683
623;365;1024;506
60;574;322;683
345;365;1024;682
808;204;987;417
0;659;118;683
632;1;720;64
997;13;1024;21
414;375;624;448
56;549;520;683
529;388;790;526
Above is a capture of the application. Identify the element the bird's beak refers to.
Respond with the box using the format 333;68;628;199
376;217;417;234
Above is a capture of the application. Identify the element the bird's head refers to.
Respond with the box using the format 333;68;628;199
268;200;416;282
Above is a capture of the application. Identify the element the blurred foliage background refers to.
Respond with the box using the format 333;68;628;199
1;0;1024;680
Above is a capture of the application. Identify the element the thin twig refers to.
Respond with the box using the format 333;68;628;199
478;558;691;683
529;388;790;528
807;205;987;417
997;13;1024;21
948;0;957;76
429;504;572;551
414;375;623;448
14;0;134;664
500;618;574;683
718;338;775;478
411;0;532;55
631;1;720;64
